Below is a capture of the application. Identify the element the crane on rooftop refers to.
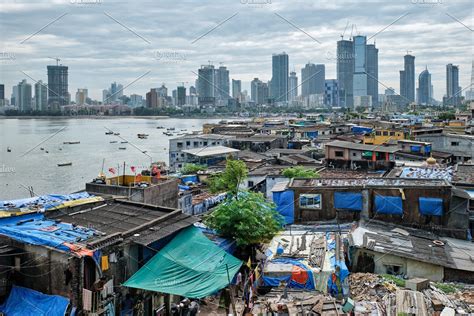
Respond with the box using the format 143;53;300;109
48;57;61;66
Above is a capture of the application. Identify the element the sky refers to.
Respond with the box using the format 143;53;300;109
0;0;472;101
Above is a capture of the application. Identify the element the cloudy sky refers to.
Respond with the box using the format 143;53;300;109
0;0;472;101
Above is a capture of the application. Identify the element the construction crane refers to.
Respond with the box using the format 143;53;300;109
340;21;350;40
48;57;61;66
406;50;413;55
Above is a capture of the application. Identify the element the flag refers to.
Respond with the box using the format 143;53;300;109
246;257;251;269
254;267;260;281
130;166;136;173
108;168;116;174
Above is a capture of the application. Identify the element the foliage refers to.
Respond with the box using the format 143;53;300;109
434;283;461;294
438;112;455;121
180;163;207;174
208;159;248;195
204;192;283;246
282;166;320;178
381;274;406;287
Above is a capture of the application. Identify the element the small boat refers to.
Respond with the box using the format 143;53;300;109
120;141;128;144
163;132;173;136
40;147;44;151
167;127;175;131
105;131;113;135
58;162;72;167
7;147;11;152
63;141;80;145
110;141;118;144
114;133;120;136
142;150;147;153
119;147;127;150
156;126;165;129
45;150;49;153
137;133;148;139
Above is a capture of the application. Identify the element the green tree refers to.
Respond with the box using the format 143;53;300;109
282;166;319;178
208;159;248;195
204;192;283;246
180;163;207;174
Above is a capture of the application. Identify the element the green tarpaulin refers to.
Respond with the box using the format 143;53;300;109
123;226;242;298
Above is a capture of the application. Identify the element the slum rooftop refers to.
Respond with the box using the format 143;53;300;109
170;133;235;140
289;177;451;188
326;140;399;153
182;145;240;157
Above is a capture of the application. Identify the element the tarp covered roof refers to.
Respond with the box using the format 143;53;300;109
123;226;242;298
0;285;69;316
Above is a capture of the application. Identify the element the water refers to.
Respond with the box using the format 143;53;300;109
0;117;222;199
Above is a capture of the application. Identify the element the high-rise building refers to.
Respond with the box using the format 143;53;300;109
177;86;186;106
467;61;474;101
129;94;143;108
445;63;460;106
146;88;159;108
232;79;241;99
366;44;379;107
216;66;230;102
352;35;370;107
417;67;432;105
325;79;339;107
271;52;289;103
157;84;168;97
336;39;354;108
47;65;68;107
35;81;48;111
75;88;88;105
289;71;298;101
0;84;4;106
197;65;216;106
11;86;18;106
301;63;325;97
251;78;269;105
17;79;32;112
400;54;415;103
189;86;197;95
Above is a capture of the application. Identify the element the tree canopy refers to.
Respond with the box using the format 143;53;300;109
180;163;207;174
282;166;320;178
208;159;248;195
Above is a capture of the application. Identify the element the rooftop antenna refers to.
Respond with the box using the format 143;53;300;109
48;57;61;66
341;21;349;40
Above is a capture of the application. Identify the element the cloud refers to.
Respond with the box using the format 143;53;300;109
0;0;472;100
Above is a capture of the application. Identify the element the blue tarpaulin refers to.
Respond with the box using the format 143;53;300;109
334;192;363;211
374;195;403;215
181;175;198;184
262;258;315;290
351;126;373;135
0;213;97;252
0;192;95;210
272;190;294;225
410;145;421;153
0;285;69;316
419;197;443;216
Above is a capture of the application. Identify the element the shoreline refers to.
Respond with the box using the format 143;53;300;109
0;115;239;120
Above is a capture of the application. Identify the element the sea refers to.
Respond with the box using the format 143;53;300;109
0;117;223;200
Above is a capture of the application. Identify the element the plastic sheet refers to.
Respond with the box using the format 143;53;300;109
262;258;315;290
334;192;363;211
374;195;403;215
419;197;443;216
0;192;97;211
272;190;294;224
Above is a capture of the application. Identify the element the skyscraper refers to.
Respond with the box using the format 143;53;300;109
232;79;241;99
0;84;4;106
325;79;339;107
353;35;369;106
75;88;88;105
271;52;289;103
400;54;415;103
336;39;354;108
177;86;186;106
467;61;474;101
366;43;379;107
216;66;230;103
445;63;460;106
35;81;48;111
251;78;268;105
289;71;298;101
17;79;32;112
417;67;432;105
47;65;68;107
301;63;325;96
197;65;216;105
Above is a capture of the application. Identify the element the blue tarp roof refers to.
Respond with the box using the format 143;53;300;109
0;285;69;316
0;213;97;252
334;192;363;211
374;195;403;215
419;197;443;216
273;190;294;225
0;192;95;210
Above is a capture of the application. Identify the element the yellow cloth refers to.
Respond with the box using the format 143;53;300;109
101;255;109;271
254;267;260;281
246;257;251;269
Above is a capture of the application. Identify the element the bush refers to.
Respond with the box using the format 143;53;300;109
181;163;207;174
282;166;319;178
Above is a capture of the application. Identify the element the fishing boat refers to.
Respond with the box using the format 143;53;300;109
156;126;165;129
63;141;80;145
137;133;148;139
105;131;113;135
40;147;44;151
118;147;127;150
57;162;72;167
110;141;118;144
167;127;175;131
114;133;120;136
120;141;128;144
7;147;11;152
163;132;173;136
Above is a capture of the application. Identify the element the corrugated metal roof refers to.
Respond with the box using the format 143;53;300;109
182;146;239;157
326;140;399;153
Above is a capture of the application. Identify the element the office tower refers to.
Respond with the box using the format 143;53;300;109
417;67;432;105
129;94;143;108
0;84;4;106
157;84;168;97
216;66;230;101
325;79;339;107
11;86;18;106
17;79;32;112
102;89;110;104
189;86;197;95
75;88;88;105
251;78;269;105
445;63;460;106
400;54;415;103
336;39;354;108
47;64;68;107
197;65;216;105
289;71;298;101
352;36;370;107
366;43;379;107
271;52;289;103
301;63;325;96
177;86;186;106
232;79;241;99
35;81;48;111
146;88;159;108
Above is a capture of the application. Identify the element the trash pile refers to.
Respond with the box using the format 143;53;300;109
348;273;474;315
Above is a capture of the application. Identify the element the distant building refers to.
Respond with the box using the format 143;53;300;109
417;67;432;105
366;43;379;107
11;85;18;106
301;63;325;97
177;86;186;106
232;79;241;99
337;39;354;108
197;65;216;106
288;71;298;101
445;63;461;106
17;79;32;112
216;66;230;104
400;54;415;103
251;78;269;105
129;94;143;108
271;52;289;103
47;65;68;107
146;88;159;108
35;81;48;111
75;88;88;105
324;79;339;107
0;84;4;106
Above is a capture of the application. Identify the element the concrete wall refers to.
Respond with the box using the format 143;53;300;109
416;134;473;161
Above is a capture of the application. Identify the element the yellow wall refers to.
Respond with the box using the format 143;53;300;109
363;129;405;145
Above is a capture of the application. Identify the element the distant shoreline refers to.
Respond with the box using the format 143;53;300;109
0;115;215;120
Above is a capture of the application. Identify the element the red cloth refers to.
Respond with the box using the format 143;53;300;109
291;265;308;284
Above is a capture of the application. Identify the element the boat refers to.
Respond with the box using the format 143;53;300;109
45;151;49;153
105;131;113;135
58;162;72;167
7;147;11;152
110;141;118;144
120;141;128;144
137;133;148;139
63;141;80;145
163;132;173;136
114;133;120;136
167;127;175;131
119;147;127;150
156;126;165;129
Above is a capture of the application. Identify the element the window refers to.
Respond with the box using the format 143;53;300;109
248;181;254;187
299;194;322;209
451;142;459;146
211;142;216;145
177;142;183;148
193;142;198;147
376;131;381;136
203;141;208;146
352;152;357;157
383;131;389;136
389;132;395;136
335;151;344;157
385;264;403;275
186;141;190;146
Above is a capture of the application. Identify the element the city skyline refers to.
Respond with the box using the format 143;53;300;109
0;0;472;101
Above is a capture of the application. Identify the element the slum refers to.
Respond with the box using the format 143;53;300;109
0;111;474;315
